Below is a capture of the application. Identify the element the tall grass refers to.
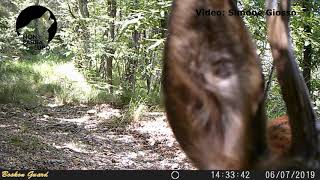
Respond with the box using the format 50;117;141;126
0;54;113;105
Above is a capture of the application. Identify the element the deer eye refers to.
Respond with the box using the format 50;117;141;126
211;60;234;79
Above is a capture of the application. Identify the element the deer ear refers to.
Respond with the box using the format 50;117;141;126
163;0;267;169
266;0;319;159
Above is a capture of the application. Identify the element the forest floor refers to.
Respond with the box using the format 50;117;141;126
0;103;194;170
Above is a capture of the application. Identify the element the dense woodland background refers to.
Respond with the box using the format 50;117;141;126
0;0;319;169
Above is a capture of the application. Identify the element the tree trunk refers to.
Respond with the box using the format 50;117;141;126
78;0;90;68
107;0;116;93
78;0;89;17
124;0;139;94
302;1;312;92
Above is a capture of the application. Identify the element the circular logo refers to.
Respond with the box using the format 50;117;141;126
15;5;57;51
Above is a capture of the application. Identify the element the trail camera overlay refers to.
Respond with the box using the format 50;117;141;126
16;5;57;52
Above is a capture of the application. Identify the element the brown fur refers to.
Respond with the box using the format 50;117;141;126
163;0;318;170
267;115;291;156
163;0;266;169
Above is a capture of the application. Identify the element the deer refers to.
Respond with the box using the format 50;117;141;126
162;0;320;170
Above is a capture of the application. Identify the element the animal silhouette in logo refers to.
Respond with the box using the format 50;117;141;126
16;5;57;51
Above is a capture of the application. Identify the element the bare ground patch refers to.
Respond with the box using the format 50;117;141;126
0;103;194;169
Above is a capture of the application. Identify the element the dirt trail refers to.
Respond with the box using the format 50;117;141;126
0;103;193;169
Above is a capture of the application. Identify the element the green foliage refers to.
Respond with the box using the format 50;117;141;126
0;54;112;105
0;58;41;103
58;0;169;107
291;1;320;68
239;0;320;118
9;134;46;151
9;136;24;145
265;78;287;120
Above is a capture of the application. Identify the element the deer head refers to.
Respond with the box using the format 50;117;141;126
163;0;319;169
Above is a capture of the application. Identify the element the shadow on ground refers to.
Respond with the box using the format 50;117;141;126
0;103;194;169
